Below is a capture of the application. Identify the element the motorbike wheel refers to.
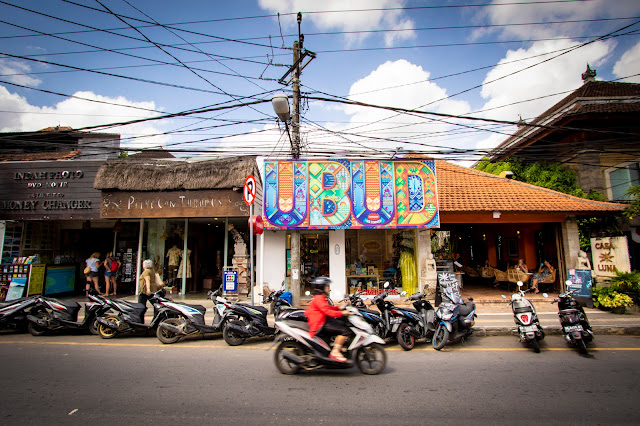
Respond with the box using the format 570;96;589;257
156;318;183;344
531;338;541;353
274;341;304;375
396;324;415;351
223;318;247;346
577;339;588;355
356;343;387;375
98;315;120;339
27;310;48;336
432;325;449;351
88;318;99;335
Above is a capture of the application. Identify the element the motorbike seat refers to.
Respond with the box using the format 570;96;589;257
119;301;147;311
399;308;420;314
457;302;475;317
287;320;309;331
513;306;533;314
0;298;25;308
358;308;380;316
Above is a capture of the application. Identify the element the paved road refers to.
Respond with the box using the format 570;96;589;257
0;333;638;425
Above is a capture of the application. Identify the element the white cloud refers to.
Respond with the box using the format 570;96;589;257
258;0;415;46
613;40;640;82
0;59;42;87
474;0;640;39
473;39;615;154
0;85;169;150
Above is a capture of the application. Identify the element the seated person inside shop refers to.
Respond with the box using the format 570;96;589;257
530;260;555;293
383;266;398;289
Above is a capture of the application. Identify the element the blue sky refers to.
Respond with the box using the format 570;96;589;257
1;0;640;163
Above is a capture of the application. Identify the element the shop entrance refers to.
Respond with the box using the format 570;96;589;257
300;231;329;294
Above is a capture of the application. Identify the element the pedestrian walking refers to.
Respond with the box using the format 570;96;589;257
138;259;159;306
85;252;102;295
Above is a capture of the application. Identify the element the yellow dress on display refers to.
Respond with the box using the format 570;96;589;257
177;249;192;279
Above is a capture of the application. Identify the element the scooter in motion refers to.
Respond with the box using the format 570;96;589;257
553;284;594;354
273;307;387;375
156;288;230;344
433;292;476;350
0;295;40;332
26;289;110;336
96;289;173;339
501;281;546;353
394;291;436;351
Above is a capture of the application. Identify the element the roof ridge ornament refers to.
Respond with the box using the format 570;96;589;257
582;64;597;84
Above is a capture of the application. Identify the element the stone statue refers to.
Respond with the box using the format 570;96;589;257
228;223;247;257
576;250;591;270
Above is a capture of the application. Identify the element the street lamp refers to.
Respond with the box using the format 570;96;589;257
271;93;291;122
271;93;299;158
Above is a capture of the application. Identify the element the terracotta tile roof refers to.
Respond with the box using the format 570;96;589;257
0;150;81;162
436;160;624;213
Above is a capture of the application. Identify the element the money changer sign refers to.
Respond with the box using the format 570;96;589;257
263;159;439;230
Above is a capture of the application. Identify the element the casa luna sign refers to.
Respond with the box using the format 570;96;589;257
263;159;439;230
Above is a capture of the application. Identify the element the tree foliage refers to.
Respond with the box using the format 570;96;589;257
624;185;640;220
476;157;621;249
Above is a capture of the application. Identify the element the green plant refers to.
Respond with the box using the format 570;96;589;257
607;270;640;293
592;285;634;308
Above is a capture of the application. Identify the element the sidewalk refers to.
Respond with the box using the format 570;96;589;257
67;291;640;336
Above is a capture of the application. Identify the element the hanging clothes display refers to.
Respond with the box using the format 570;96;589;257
399;250;418;295
177;249;192;279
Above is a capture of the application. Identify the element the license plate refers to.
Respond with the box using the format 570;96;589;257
564;325;583;332
390;318;402;324
521;325;538;332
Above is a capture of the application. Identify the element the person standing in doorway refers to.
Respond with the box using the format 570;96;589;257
104;252;119;296
138;259;158;306
85;252;102;295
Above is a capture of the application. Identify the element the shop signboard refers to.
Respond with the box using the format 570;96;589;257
223;269;238;292
567;269;593;307
0;161;103;220
435;272;461;306
44;265;76;295
590;236;631;279
263;159;439;230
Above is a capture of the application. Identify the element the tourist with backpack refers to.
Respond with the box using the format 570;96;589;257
104;252;120;296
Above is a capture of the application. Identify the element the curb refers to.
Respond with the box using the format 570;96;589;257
476;325;640;337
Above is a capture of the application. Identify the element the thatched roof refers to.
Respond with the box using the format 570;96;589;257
130;149;175;159
94;156;260;191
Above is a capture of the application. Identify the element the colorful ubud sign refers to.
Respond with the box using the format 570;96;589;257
263;159;439;230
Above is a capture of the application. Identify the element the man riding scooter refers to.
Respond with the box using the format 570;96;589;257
306;277;350;363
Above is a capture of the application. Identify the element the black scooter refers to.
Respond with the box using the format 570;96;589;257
222;300;280;346
344;291;386;339
0;295;40;332
553;287;594;354
394;291;436;351
433;292;476;350
26;289;110;336
156;288;231;344
96;289;173;338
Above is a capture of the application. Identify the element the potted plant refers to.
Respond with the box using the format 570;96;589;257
607;270;640;305
592;284;634;314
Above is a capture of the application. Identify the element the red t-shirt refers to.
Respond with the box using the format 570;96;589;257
306;294;343;338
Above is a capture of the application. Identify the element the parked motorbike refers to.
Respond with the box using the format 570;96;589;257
156;288;230;344
394;291;436;351
263;287;293;317
343;291;386;339
0;295;40;332
433;292;476;350
222;299;282;346
26;289;110;336
501;281;546;353
273;306;387;375
96;288;173;339
553;284;594;354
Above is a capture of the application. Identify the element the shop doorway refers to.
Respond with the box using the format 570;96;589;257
300;231;329;294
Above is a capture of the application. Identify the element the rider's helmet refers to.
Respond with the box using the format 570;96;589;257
310;276;331;295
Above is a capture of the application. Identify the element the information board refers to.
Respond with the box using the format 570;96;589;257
28;264;46;295
223;270;238;292
44;265;76;295
567;269;593;307
435;271;461;306
6;277;27;301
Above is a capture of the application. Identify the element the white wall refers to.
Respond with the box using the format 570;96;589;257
259;231;287;295
329;229;346;301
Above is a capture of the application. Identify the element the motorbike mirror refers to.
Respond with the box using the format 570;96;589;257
383;282;390;288
501;294;507;299
542;293;549;298
400;291;408;296
304;291;311;296
517;281;523;287
565;279;572;286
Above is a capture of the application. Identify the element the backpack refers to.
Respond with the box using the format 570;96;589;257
109;258;119;272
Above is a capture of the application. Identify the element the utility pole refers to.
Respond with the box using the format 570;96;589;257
289;12;303;307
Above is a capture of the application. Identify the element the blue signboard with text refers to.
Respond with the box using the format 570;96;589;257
567;269;593;307
223;270;238;292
